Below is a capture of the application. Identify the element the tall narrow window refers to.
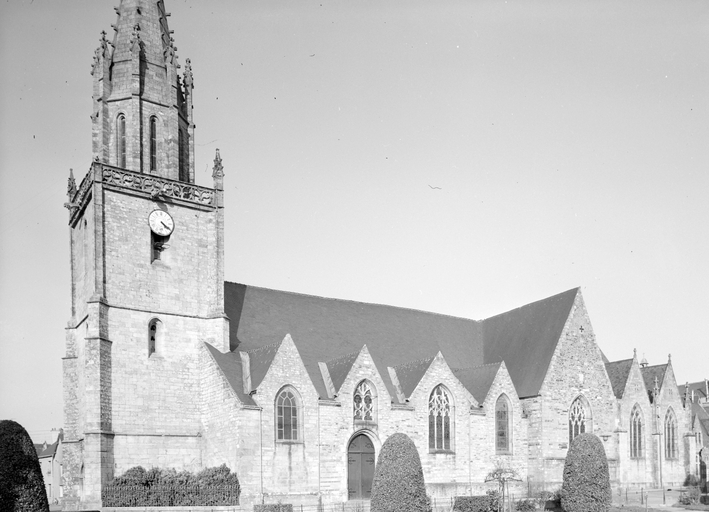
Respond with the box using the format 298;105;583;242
569;397;587;445
496;394;511;453
149;116;157;172
630;404;643;458
429;385;452;451
665;408;678;459
354;381;375;423
276;387;300;441
148;318;161;356
116;114;126;168
178;129;188;182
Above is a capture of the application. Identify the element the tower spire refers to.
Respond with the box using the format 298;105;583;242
91;0;194;182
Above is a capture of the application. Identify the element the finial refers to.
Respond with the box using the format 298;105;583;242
212;149;224;179
668;353;671;363
67;169;77;198
633;348;637;359
184;58;194;88
640;353;648;368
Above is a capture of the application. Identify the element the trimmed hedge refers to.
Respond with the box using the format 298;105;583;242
102;464;240;507
370;433;430;512
560;433;611;512
0;420;50;512
254;504;293;512
452;491;500;512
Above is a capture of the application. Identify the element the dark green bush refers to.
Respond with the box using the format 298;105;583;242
678;487;700;505
0;420;50;512
102;463;240;507
684;474;700;486
370;433;431;512
560;433;611;512
515;498;537;511
254;504;293;512
452;491;500;512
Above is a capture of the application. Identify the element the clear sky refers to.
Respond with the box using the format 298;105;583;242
0;0;707;442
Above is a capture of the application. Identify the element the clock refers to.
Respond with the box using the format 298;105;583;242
148;210;174;236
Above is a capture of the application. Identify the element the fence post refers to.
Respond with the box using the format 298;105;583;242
663;488;666;505
625;487;628;503
640;488;644;505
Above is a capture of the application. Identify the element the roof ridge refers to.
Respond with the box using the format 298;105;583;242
479;287;579;322
606;358;633;365
224;280;479;323
641;363;668;370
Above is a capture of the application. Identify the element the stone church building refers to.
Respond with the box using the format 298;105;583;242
61;1;705;509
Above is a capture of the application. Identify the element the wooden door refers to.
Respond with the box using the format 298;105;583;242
348;434;375;500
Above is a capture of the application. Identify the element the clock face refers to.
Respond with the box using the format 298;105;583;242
148;210;174;236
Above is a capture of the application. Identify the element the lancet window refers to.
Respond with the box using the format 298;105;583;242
149;116;157;172
568;397;587;445
116;114;126;168
276;387;300;442
630;404;643;458
496;394;511;453
429;385;452;451
665;408;678;459
353;381;375;423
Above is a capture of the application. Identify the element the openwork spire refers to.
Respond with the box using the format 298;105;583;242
212;149;224;180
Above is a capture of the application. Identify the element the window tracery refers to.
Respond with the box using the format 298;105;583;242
276;387;300;441
569;397;587;444
665;408;678;459
429;385;452;451
353;381;374;422
630;404;643;458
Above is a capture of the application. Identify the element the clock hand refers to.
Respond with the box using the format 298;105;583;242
161;221;170;229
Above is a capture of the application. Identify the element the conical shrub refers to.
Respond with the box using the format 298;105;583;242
370;433;430;512
561;432;611;512
0;420;50;512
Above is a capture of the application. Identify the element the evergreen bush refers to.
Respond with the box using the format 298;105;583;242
0;420;50;512
452;491;500;512
254;503;293;512
370;433;431;512
560;433;611;512
102;463;240;507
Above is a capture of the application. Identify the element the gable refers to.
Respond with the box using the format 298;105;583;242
640;364;667;402
482;288;578;398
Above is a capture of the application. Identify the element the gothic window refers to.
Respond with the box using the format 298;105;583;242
665;408;678;459
149;116;157;172
148;318;162;357
116;114;126;168
178;129;188;182
353;380;375;423
276;387;300;442
429;385;453;451
496;394;511;453
569;397;588;445
630;404;643;458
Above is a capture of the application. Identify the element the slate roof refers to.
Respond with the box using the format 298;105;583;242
203;342;256;406
481;288;578;398
222;282;581;402
325;350;362;393
393;357;436;399
640;364;667;402
453;362;502;404
605;358;634;399
679;380;709;405
34;440;58;459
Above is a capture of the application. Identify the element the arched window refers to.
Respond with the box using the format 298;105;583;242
665;408;678;459
148;318;162;357
354;380;375;423
116;114;126;168
429;385;453;451
496;394;511;453
276;387;300;442
149;116;157;172
569;396;588;444
630;404;643;458
178;129;188;182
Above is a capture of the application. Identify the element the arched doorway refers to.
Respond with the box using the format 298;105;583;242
348;433;375;500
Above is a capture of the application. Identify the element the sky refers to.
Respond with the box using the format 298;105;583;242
0;0;707;443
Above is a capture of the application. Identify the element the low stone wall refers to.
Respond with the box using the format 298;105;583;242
102;507;242;512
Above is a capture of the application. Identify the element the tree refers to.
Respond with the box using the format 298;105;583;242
561;433;611;512
370;433;430;512
0;420;50;512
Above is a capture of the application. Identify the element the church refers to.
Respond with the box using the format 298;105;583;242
61;1;707;510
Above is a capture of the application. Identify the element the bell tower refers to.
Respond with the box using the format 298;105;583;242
62;2;227;510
